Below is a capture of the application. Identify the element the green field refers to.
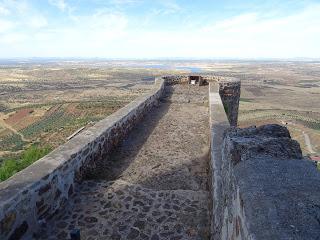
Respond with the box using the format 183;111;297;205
0;145;51;181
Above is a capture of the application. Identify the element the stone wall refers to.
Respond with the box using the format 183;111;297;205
209;82;233;239
4;74;315;240
202;75;220;82
0;78;165;240
218;125;320;239
163;74;221;85
162;75;189;85
163;74;241;128
1;74;227;240
218;78;241;127
209;79;320;239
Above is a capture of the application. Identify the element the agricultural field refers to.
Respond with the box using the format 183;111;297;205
0;59;319;179
202;60;320;157
0;60;187;179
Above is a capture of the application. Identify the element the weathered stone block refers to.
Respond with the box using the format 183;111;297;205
38;183;51;196
8;221;28;240
0;211;16;235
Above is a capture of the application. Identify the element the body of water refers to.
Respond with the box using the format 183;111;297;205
143;64;202;73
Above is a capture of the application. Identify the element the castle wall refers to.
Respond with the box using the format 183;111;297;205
209;81;320;239
209;82;247;239
2;73;315;240
0;74;241;240
0;78;165;240
218;79;241;127
162;75;189;85
163;74;220;85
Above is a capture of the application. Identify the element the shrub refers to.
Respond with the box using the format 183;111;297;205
240;98;253;102
223;104;229;115
0;145;51;181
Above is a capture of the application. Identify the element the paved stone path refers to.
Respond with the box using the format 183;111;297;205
36;85;210;240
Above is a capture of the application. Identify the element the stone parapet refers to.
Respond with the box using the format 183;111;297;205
0;78;165;240
210;122;320;239
218;78;241;127
208;82;231;239
162;75;241;128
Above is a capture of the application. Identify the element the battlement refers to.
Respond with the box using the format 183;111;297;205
209;82;320;239
0;75;319;240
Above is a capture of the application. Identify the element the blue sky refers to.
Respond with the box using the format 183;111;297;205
0;0;320;58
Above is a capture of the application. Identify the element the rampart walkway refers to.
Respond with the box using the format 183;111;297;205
37;85;211;239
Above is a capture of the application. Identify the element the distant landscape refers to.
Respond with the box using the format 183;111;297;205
0;59;319;180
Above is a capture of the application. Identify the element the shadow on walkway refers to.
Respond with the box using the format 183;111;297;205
87;86;174;182
35;84;211;240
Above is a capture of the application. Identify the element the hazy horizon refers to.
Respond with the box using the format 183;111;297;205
1;57;320;61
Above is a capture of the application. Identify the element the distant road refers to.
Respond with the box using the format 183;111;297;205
281;120;316;154
302;131;316;154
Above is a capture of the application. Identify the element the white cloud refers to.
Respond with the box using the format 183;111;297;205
0;19;13;33
206;13;258;32
96;3;320;58
0;5;10;16
1;32;28;44
68;10;128;41
49;0;68;11
0;0;48;30
155;0;182;15
162;0;181;13
0;1;320;58
110;0;141;5
4;0;29;14
17;10;129;57
192;4;320;58
28;15;48;28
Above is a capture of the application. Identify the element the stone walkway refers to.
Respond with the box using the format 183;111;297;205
36;85;210;240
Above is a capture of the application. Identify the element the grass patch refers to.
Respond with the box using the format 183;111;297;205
240;98;253;102
223;104;229;116
0;145;51;181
